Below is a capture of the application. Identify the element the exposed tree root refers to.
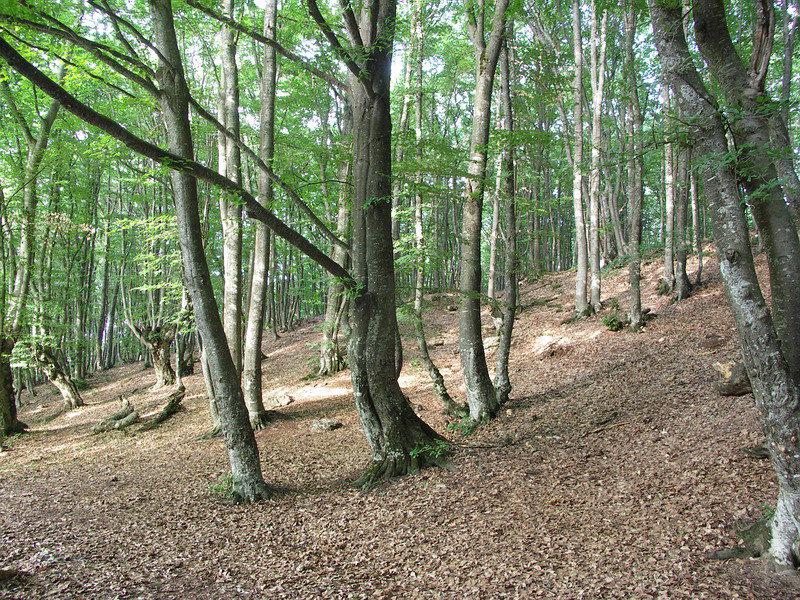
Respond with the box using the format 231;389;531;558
139;385;185;432
92;398;139;433
355;449;449;492
249;410;282;431
198;425;223;440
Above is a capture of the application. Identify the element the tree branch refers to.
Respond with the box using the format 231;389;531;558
0;35;354;286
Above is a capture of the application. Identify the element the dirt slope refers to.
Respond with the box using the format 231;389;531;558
1;254;796;599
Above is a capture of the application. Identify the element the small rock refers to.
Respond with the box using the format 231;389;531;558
310;418;342;432
274;395;294;407
414;404;425;413
446;304;458;312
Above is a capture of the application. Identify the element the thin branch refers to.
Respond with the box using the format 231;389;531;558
185;0;348;92
188;97;349;252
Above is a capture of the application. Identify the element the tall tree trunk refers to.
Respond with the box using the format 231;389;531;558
588;2;606;312
694;0;800;384
242;0;278;430
408;0;458;415
625;0;644;330
494;31;517;406
690;171;703;285
572;0;589;316
458;0;510;421
308;0;446;488
219;0;243;375
149;0;269;501
674;146;692;300
662;85;676;291
651;0;800;567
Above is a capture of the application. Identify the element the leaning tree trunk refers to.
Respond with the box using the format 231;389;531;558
149;0;269;501
693;0;800;385
650;0;800;568
242;0;278;430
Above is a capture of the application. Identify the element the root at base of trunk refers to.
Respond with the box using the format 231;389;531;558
249;410;282;431
354;448;449;491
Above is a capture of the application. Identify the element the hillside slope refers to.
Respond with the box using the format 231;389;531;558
1;254;795;598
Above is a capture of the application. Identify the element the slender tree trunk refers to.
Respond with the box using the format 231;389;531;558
625;1;644;330
691;171;703;285
218;0;243;375
674;146;692;300
242;0;278;430
408;0;458;415
458;0;510;421
494;32;517;406
572;0;589;316
588;2;606;312
149;0;269;501
662;85;676;291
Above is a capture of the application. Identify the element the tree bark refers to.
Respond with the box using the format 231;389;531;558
650;0;800;568
458;0;510;421
218;0;244;375
625;0;644;330
149;0;269;501
494;32;517;406
693;0;800;383
572;0;589;316
242;0;278;430
588;2;606;312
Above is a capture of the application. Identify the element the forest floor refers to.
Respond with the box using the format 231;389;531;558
1;252;798;599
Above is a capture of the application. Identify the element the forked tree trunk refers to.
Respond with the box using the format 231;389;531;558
693;0;800;384
651;0;800;568
314;0;445;489
458;0;510;421
34;346;83;409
